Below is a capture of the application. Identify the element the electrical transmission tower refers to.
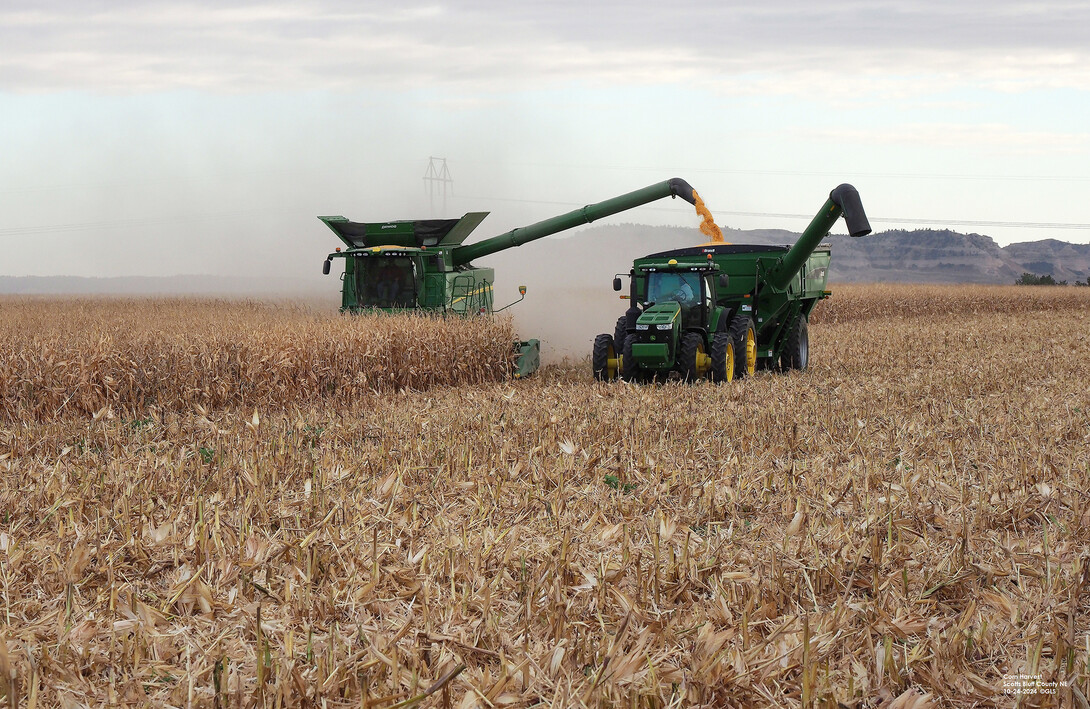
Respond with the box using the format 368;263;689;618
423;157;453;216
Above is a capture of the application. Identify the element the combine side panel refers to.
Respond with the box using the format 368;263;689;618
342;257;357;310
802;249;831;300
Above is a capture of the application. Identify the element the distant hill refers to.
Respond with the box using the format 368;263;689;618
1001;239;1090;284
489;224;1090;287
824;229;1022;284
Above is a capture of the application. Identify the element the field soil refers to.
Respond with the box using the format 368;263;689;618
1;285;1089;707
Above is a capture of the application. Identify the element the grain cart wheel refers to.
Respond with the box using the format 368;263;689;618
728;314;757;378
614;316;628;353
620;335;641;382
781;315;809;371
679;332;709;382
592;334;619;381
710;330;735;383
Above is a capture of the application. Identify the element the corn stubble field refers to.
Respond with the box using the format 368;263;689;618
1;285;1089;708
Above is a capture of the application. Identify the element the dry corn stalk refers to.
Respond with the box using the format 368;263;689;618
0;286;1088;707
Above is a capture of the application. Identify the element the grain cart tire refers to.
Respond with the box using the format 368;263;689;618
710;330;734;383
728;315;757;378
679;332;706;382
781;315;809;371
592;334;619;381
620;335;641;382
614;316;628;352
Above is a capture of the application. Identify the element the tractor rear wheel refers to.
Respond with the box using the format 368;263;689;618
781;315;809;370
614;316;628;352
592;334;618;381
679;332;707;382
710;330;734;383
728;314;757;378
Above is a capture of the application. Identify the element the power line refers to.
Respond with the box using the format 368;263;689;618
4;161;1088;199
2;195;1088;239
452;160;1090;183
452;194;1090;230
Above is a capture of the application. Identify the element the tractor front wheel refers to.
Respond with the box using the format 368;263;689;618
710;330;734;383
592;334;619;381
781;315;809;371
621;335;641;382
679;332;708;382
614;316;628;353
728;314;757;378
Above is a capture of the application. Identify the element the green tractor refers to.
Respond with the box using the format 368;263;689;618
320;178;701;378
592;184;871;382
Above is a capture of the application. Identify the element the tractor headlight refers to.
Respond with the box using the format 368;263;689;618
656;324;672;330
635;324;649;330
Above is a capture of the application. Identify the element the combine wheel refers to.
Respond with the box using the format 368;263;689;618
614;316;628;352
710;330;734;383
781;315;809;370
728;314;757;378
678;332;709;382
592;334;619;381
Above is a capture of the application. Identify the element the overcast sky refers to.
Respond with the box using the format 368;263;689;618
2;0;1089;277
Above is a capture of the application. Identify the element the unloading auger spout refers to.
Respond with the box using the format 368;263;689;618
765;184;872;292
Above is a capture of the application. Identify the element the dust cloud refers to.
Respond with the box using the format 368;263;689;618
487;223;702;364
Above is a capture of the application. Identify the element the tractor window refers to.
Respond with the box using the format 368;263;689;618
356;256;417;308
647;272;700;308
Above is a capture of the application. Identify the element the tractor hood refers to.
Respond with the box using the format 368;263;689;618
636;302;681;327
319;212;489;250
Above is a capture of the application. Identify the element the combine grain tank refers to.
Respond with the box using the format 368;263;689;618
593;184;871;382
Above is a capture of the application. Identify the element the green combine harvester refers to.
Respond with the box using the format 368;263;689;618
592;184;871;382
320;178;701;378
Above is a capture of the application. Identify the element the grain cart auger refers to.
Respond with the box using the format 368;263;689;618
592;184;871;383
319;178;699;378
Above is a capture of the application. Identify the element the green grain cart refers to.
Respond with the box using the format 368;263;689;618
320;178;700;378
592;184;871;382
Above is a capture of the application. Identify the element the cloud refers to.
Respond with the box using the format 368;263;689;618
2;1;1089;94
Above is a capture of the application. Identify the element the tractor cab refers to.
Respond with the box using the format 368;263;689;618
644;269;716;329
598;258;730;380
631;259;726;334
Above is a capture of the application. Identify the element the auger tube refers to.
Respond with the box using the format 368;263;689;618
452;178;697;267
765;183;871;291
